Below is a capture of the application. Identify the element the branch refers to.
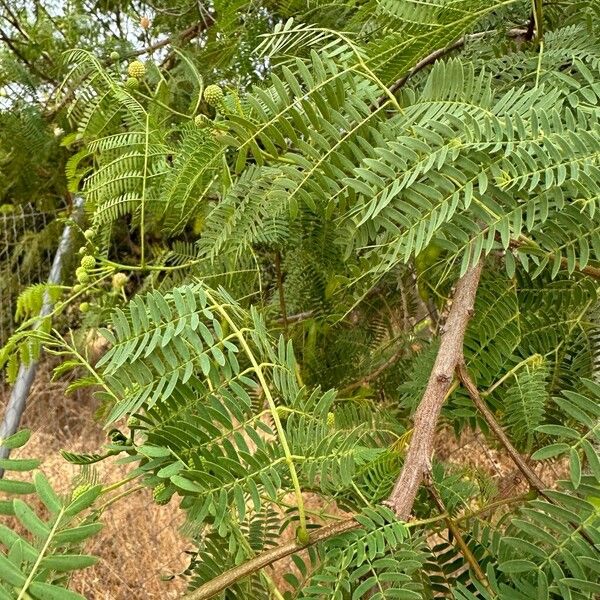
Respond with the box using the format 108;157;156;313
183;519;358;600
385;261;483;519
426;481;490;590
456;362;547;492
374;28;527;108
340;347;404;394
44;20;210;119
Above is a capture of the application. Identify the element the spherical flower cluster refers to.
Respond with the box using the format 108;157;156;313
153;482;171;505
80;255;96;270
112;272;128;290
203;84;224;107
75;267;89;284
194;114;210;128
125;77;139;90
127;60;146;79
72;483;92;501
79;302;90;313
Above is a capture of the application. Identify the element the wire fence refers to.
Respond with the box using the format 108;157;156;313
0;204;188;599
0;204;60;347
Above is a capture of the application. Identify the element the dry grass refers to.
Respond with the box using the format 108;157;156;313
1;367;569;599
0;369;189;600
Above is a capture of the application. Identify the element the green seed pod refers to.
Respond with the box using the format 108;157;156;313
203;84;224;107
80;255;96;270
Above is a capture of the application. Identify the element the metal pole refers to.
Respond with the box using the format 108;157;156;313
0;197;83;475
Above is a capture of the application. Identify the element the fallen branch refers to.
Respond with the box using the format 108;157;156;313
386;261;483;519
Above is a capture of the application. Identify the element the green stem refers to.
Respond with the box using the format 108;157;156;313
16;508;65;600
140;112;150;267
205;290;308;537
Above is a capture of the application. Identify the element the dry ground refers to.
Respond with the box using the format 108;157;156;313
1;367;568;599
0;369;188;599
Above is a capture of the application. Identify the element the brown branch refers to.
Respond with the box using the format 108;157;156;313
274;250;288;334
386;261;483;519
183;518;358;600
44;21;210;119
456;362;547;493
506;238;600;281
374;29;527;109
340;347;404;394
426;481;490;590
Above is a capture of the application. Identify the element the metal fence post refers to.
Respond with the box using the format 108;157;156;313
0;197;84;476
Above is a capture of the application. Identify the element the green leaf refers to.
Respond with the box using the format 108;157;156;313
40;554;98;572
0;429;31;449
531;443;570;460
28;581;87;600
499;559;538;573
13;499;50;538
0;553;26;586
54;523;103;545
0;457;41;471
34;473;62;514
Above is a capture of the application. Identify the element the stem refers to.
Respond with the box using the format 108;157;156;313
456;362;547;493
386;262;483;519
140;112;150;268
204;290;308;537
426;482;491;590
17;508;65;600
182;492;528;600
274;251;288;335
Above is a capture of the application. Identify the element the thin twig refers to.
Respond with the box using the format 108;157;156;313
426;480;491;591
373;28;527;108
385;262;483;519
456;362;547;493
340;348;404;394
274;251;288;334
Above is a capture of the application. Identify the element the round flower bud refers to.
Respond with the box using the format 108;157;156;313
78;246;88;255
203;84;224;107
72;284;84;293
127;415;141;429
75;267;90;284
72;483;92;501
125;77;139;90
109;51;120;61
153;482;172;505
127;60;146;79
112;272;128;290
80;255;96;270
194;114;211;128
79;302;90;313
140;16;150;29
83;229;95;240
